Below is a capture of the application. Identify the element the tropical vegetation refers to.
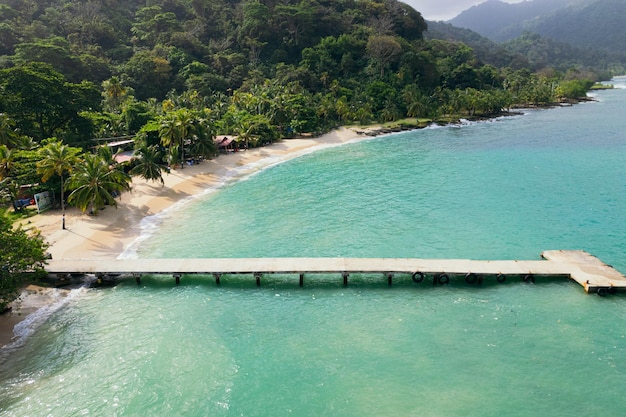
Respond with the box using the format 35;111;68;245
0;212;48;312
36;139;81;228
0;0;616;214
0;0;620;300
0;0;607;308
65;152;132;215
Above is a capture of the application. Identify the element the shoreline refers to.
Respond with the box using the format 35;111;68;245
0;285;78;349
0;109;555;348
1;126;375;348
19;126;371;261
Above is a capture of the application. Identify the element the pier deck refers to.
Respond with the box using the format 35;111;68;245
45;250;626;295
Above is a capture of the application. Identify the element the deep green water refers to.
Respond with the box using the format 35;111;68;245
1;79;626;416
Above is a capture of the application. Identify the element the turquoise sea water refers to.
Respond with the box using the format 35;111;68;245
1;79;626;416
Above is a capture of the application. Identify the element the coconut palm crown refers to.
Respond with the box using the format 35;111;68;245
66;153;131;215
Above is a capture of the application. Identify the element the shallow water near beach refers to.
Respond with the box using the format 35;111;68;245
2;79;626;416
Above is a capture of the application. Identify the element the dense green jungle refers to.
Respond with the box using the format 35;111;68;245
0;0;624;299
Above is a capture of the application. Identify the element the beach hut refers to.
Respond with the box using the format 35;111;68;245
214;136;239;153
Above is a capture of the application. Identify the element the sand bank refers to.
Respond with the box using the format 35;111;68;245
20;127;370;260
0;285;77;349
2;127;371;347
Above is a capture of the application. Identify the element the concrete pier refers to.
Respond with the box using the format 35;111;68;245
45;250;626;295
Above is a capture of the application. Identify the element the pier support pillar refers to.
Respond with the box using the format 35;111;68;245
214;273;221;285
464;273;478;285
434;273;450;285
254;273;261;286
133;273;142;285
387;273;393;286
174;274;181;285
342;272;349;286
299;273;304;287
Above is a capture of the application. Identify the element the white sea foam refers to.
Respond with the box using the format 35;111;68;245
1;286;88;352
120;116;535;259
602;76;626;89
4;86;626;416
118;134;377;259
423;113;523;131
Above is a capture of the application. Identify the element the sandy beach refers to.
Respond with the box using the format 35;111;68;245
1;127;371;347
0;285;77;349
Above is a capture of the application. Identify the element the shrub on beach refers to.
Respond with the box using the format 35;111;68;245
557;79;595;100
0;212;48;312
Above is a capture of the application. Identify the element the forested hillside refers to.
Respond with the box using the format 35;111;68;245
449;0;575;41
0;0;618;217
425;21;528;69
427;21;622;76
528;0;626;54
448;0;626;57
0;0;428;98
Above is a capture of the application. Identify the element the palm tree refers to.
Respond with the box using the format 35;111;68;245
36;140;81;229
403;85;427;119
236;115;258;150
159;115;180;168
189;134;216;161
317;94;337;125
66;153;131;215
380;98;400;122
0;114;17;148
96;144;124;168
175;109;193;168
159;109;196;169
0;145;14;181
102;76;127;113
0;177;19;211
158;115;178;148
11;136;36;151
167;145;181;168
129;145;168;185
0;145;18;211
188;112;216;160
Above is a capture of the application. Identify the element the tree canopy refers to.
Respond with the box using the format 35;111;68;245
0;0;617;308
0;0;614;147
0;62;100;145
0;212;48;311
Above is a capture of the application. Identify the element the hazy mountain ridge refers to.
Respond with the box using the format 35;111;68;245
448;0;577;40
425;21;529;69
528;0;626;53
447;0;626;56
425;19;624;75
